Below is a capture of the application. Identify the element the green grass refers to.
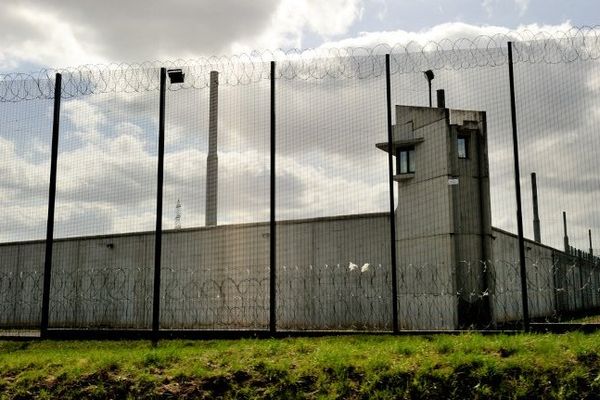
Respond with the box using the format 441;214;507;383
571;314;600;324
1;333;600;399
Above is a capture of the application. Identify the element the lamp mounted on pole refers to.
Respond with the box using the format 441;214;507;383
424;69;434;107
167;68;185;84
153;67;185;340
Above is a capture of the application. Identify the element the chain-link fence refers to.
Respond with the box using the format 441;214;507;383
2;28;600;337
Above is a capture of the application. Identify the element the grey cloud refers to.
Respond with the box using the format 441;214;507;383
0;206;48;242
10;0;279;62
53;204;116;238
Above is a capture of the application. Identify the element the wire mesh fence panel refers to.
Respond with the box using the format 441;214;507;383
160;65;271;330
0;80;54;330
275;56;393;331
389;48;528;330
48;69;159;330
3;30;600;335
513;39;600;324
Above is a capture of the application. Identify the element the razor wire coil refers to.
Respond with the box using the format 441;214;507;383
1;26;600;102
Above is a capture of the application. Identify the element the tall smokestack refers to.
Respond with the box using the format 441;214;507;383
531;172;541;242
205;71;219;226
589;229;593;257
563;211;569;252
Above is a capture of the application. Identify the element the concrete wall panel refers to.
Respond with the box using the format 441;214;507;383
2;215;599;331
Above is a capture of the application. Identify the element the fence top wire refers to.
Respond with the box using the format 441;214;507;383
1;26;599;102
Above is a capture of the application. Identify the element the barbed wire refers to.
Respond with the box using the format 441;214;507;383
3;256;599;331
0;25;599;102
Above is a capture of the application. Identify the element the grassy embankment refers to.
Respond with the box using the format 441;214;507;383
574;315;600;324
1;333;600;399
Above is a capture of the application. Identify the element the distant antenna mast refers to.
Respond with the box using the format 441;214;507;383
175;199;182;229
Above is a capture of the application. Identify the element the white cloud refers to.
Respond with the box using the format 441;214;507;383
232;0;365;52
63;99;106;131
0;4;105;69
0;137;45;194
0;0;366;71
0;0;280;69
317;21;575;50
0;136;49;241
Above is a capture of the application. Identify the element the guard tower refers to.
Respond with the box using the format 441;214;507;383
377;105;493;329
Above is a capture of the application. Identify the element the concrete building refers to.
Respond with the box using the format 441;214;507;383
1;104;599;331
377;105;492;328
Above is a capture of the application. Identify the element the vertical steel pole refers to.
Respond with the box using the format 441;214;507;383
385;55;399;333
152;67;166;338
269;61;277;333
40;73;62;338
531;172;541;243
507;42;530;331
563;211;570;252
428;80;432;108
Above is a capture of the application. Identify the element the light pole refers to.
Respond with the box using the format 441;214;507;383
424;69;434;107
153;67;185;339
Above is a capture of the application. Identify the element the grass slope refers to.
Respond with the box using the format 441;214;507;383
1;333;600;399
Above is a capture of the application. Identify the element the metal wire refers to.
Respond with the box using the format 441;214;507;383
2;26;600;334
1;26;599;102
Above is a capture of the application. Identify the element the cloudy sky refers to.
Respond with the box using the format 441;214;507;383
0;0;596;71
1;0;599;255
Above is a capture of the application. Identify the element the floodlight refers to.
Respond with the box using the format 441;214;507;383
424;69;434;82
167;68;185;84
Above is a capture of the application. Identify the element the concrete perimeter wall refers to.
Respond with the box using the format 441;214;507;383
2;214;599;331
0;213;393;330
491;228;556;323
491;228;600;324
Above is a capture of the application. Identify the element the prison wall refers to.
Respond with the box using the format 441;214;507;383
0;213;393;330
490;228;556;323
0;242;45;329
2;215;600;331
158;212;393;330
488;228;600;324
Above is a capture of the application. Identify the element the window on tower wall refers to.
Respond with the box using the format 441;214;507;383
457;135;468;159
396;147;415;174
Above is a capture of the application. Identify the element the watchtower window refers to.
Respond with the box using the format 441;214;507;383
457;135;468;159
396;147;415;174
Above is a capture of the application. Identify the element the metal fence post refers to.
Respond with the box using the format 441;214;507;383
507;42;530;331
40;73;62;338
385;55;399;333
269;61;277;333
152;67;166;338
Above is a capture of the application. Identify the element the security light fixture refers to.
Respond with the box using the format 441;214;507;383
167;68;185;84
423;69;434;107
